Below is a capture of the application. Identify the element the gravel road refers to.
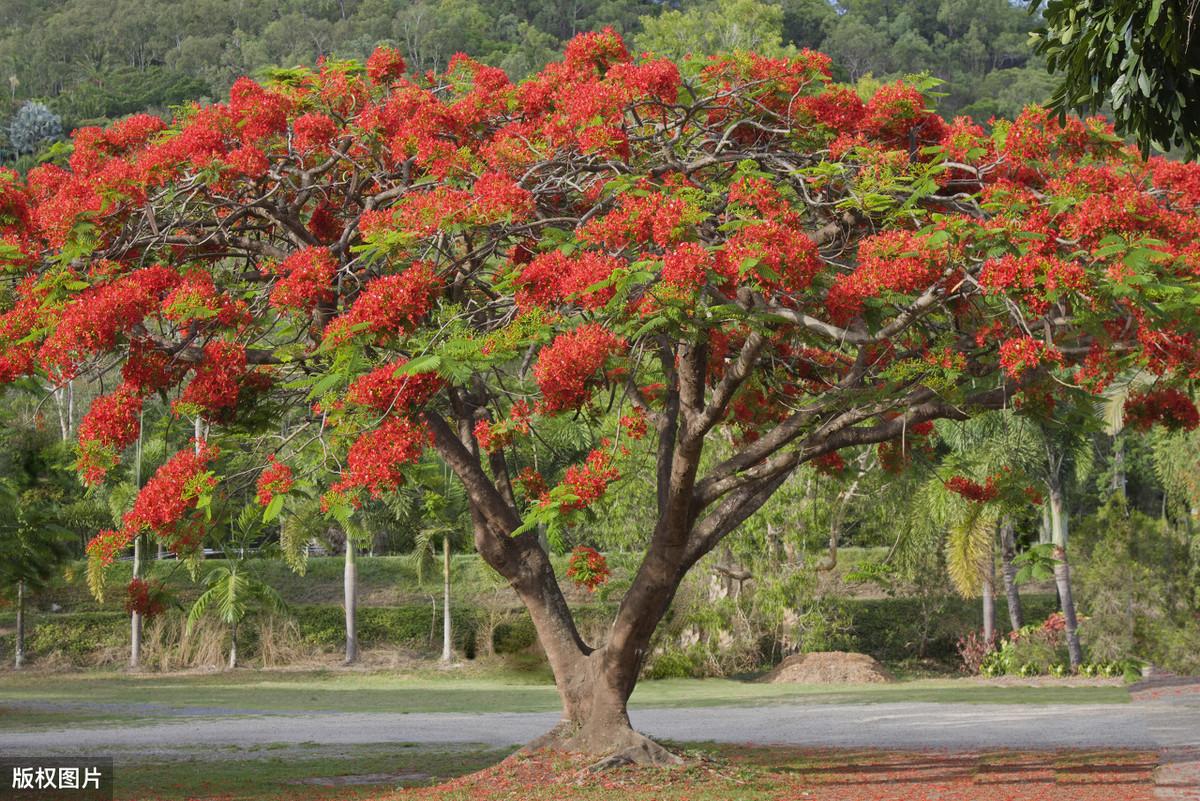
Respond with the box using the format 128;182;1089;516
2;696;1197;757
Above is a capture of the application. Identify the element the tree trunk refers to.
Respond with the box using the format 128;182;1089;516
130;536;143;669
441;533;452;663
981;543;996;645
344;541;358;664
228;623;238;669
15;579;25;670
1047;484;1083;669
999;519;1023;630
1110;434;1126;498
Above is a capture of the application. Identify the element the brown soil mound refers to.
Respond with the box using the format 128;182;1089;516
760;651;894;684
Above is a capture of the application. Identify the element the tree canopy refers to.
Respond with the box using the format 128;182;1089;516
1;30;1199;757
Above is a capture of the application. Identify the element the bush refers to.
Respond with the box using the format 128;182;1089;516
294;604;478;652
26;612;126;665
643;649;698;680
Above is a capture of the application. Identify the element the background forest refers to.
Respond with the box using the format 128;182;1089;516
0;0;1056;166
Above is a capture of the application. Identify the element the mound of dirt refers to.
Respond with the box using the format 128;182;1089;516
760;651;894;684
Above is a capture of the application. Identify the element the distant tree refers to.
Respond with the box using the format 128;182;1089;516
1033;0;1200;158
636;0;795;61
7;101;61;156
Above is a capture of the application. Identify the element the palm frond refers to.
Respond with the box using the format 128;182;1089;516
945;504;997;598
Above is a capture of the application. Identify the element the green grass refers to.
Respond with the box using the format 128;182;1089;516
0;669;1130;719
110;743;513;801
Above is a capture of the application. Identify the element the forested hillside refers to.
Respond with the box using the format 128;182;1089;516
0;0;1053;165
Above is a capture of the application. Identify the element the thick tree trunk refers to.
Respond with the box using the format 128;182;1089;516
344;541;358;664
999;520;1023;631
15;579;25;670
1047;484;1083;669
228;623;238;669
441;533;452;663
528;645;680;765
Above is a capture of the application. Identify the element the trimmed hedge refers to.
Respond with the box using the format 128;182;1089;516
3;593;1060;670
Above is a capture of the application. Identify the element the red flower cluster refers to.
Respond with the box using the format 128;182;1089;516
86;528;136;567
857;81;947;150
115;442;218;555
292;112;338;153
124;578;167;619
514;466;548;502
566;545;611;592
516;250;625;309
1123;387;1200;432
39;265;180;379
998;336;1063;380
812;451;846;476
553;449;620;513
619;408;647;440
175;340;248;418
534;324;626;412
945;475;999;503
332;416;428;497
660;242;712;290
366;46;407;86
268;246;336;312
344;359;443;412
719;222;823;294
75;382;144;486
256;456;295;507
324;263;443;344
827;230;945;324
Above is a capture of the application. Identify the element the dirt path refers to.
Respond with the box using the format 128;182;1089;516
2;697;1196;755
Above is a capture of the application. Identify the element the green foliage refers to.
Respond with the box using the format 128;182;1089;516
635;0;796;61
1033;0;1200;157
1073;498;1200;674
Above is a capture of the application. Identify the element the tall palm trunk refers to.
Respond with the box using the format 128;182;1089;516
14;579;25;669
981;537;996;644
228;622;238;669
344;540;358;664
999;519;1023;630
130;536;143;668
1047;481;1083;668
130;413;144;669
441;533;452;662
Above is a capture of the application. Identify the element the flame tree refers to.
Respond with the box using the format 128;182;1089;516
1;32;1199;760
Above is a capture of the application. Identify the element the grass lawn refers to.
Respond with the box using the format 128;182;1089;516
111;744;514;801
0;668;1130;720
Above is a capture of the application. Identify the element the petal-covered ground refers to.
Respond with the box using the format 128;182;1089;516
375;747;1164;801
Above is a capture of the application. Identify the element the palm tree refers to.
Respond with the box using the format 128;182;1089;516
0;486;71;669
186;507;286;668
410;464;470;663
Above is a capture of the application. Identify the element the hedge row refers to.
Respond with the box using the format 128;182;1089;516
2;594;1057;669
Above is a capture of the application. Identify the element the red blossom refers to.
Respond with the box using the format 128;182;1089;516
998;336;1063;380
175;340;248;419
534;324;626;412
566;545;611;591
324;263;443;345
1124;387;1200;432
121;442;218;553
332;416;428;497
256;456;295;507
267;246;337;313
344;359;443;412
75;382;144;486
944;475;999;503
